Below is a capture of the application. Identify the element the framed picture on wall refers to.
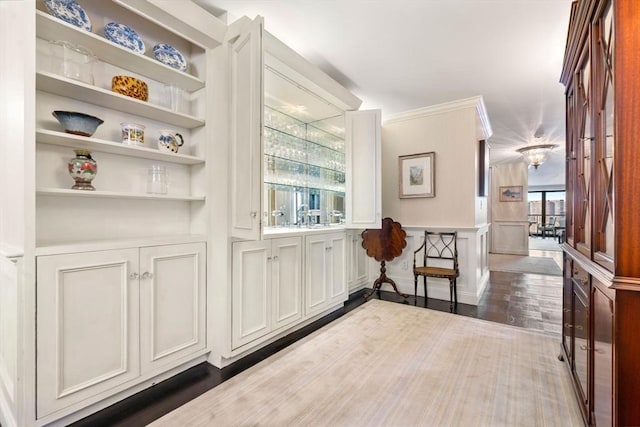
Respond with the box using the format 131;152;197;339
499;185;523;202
398;152;435;198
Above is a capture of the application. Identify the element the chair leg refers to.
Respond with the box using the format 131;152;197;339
423;276;427;301
453;279;458;305
449;279;453;309
414;275;418;300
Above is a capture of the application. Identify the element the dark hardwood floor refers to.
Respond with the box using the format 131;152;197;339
72;269;562;427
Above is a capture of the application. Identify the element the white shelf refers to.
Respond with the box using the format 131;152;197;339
37;187;205;201
35;234;207;256
36;71;205;129
37;129;205;165
36;10;206;92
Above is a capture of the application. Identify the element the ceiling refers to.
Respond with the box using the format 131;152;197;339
198;0;573;187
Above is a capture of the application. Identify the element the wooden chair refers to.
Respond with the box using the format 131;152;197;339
413;231;459;308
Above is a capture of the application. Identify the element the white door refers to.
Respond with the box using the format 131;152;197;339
345;109;382;229
271;237;302;330
139;243;206;374
305;234;329;316
232;240;271;349
229;17;264;240
327;233;347;304
36;249;140;418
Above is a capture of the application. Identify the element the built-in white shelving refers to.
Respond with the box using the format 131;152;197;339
37;71;205;129
36;10;205;92
36;187;205;201
37;129;205;165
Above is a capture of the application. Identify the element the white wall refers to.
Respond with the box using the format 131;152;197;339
490;162;529;255
378;97;492;305
382;106;485;227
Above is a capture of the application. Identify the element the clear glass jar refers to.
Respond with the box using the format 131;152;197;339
48;40;96;85
147;165;168;195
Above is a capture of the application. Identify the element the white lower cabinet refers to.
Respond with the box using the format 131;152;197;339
347;230;369;290
232;236;302;350
36;242;206;418
305;232;347;316
139;243;207;373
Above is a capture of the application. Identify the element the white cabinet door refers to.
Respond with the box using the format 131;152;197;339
271;237;302;330
347;230;369;290
305;234;329;316
305;232;347;316
232;240;271;349
36;249;140;418
355;235;369;285
345;109;382;229
139;243;206;374
230;17;264;240
327;233;347;304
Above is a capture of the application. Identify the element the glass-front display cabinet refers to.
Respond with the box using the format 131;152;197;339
263;65;347;229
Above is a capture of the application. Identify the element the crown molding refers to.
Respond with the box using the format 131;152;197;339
383;95;493;140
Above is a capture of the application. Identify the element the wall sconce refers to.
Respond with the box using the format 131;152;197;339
517;144;558;170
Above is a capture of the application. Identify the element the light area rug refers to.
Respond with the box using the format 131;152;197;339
489;254;562;276
151;300;582;427
529;237;562;252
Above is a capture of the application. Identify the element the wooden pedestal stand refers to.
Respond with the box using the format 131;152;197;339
361;217;409;299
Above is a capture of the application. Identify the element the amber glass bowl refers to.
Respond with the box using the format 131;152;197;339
111;75;148;101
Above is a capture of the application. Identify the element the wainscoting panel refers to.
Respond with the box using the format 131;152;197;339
368;225;490;305
491;221;528;255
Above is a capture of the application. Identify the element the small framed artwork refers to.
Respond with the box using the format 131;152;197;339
499;185;523;202
399;152;435;198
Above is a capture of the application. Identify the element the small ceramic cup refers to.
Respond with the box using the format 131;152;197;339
121;122;145;146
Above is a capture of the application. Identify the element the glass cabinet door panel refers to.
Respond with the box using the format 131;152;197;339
565;89;575;244
594;1;615;264
576;53;592;252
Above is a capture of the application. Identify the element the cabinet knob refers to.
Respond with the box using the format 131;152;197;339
129;272;139;280
267;256;272;261
326;246;332;251
250;211;257;218
273;255;279;261
141;272;153;279
564;323;573;328
579;344;588;351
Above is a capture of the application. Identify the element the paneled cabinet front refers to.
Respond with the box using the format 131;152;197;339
139;243;207;374
232;237;302;350
36;242;206;418
347;229;369;290
305;232;347;316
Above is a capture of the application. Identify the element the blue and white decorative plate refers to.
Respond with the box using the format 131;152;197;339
153;44;188;72
43;0;92;32
104;22;145;54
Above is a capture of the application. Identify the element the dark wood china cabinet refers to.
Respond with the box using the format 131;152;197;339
560;0;640;425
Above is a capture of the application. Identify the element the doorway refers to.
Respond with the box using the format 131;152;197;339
527;190;565;267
